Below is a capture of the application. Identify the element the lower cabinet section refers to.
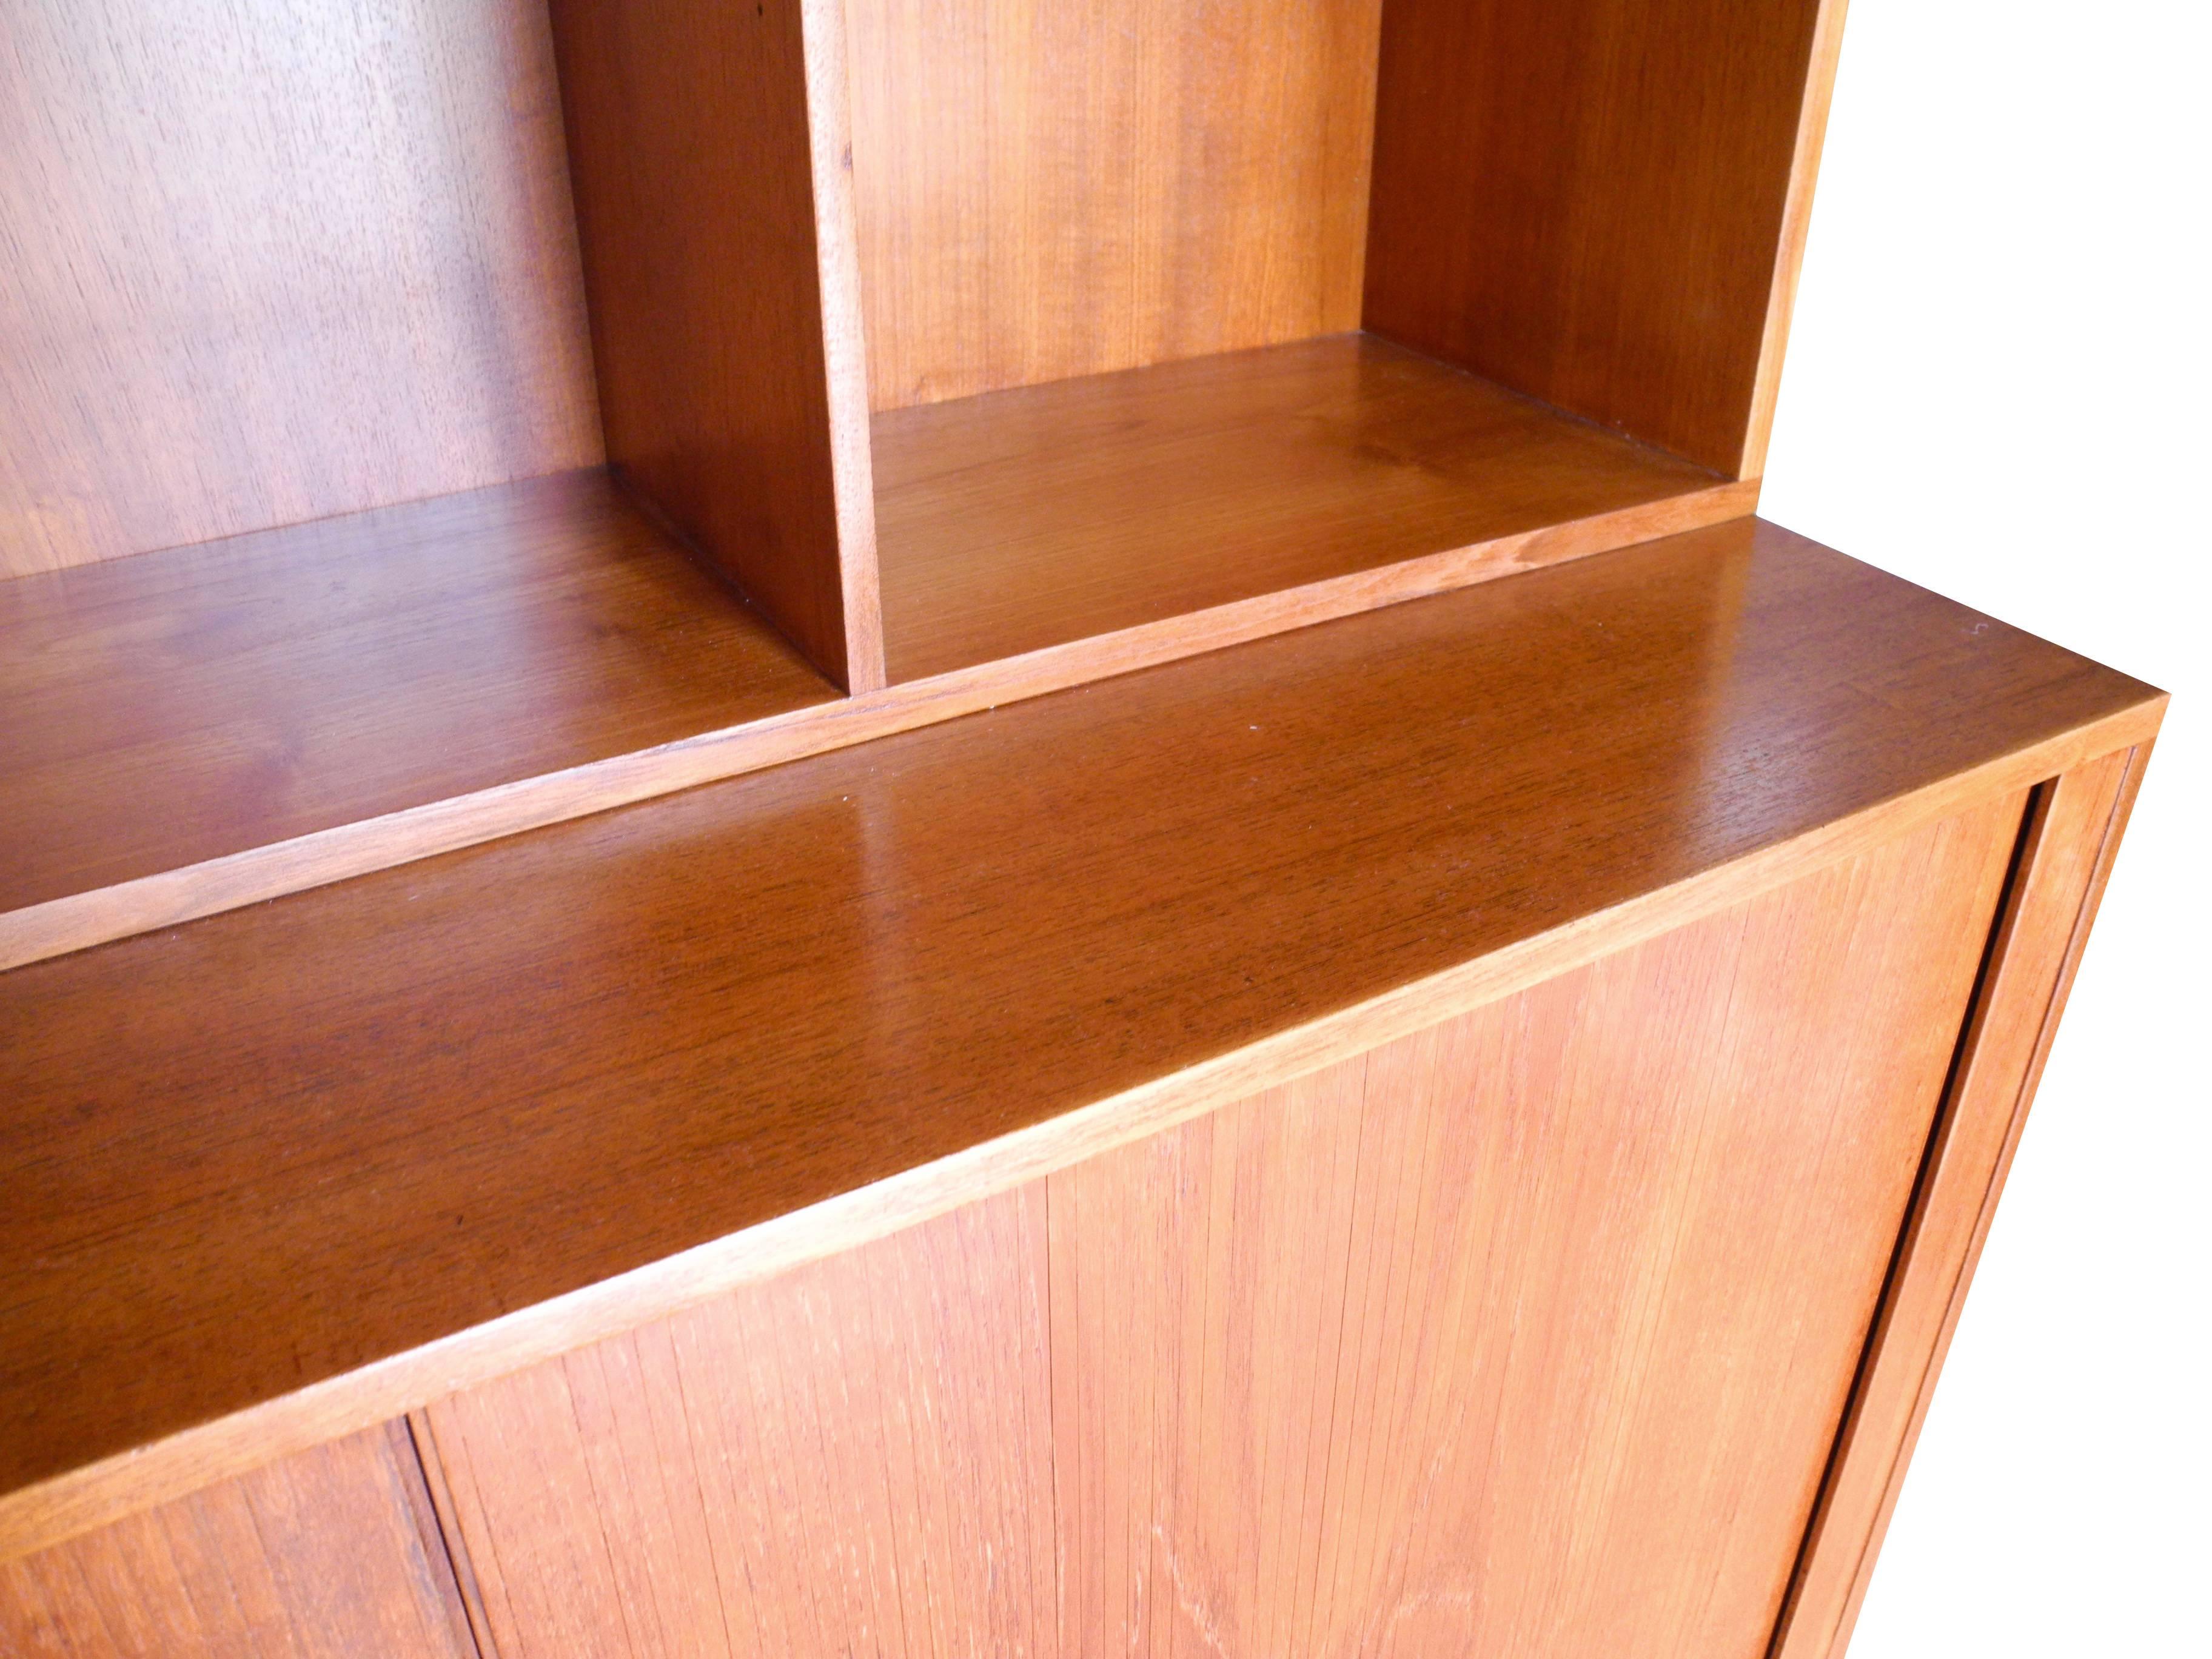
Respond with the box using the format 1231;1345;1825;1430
421;1187;1054;1658
0;793;2025;1656
411;791;2021;1659
0;1424;474;1657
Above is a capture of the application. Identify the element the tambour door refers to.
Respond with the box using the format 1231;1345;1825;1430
0;1424;474;1657
414;788;2027;1659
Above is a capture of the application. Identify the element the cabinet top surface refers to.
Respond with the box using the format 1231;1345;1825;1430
0;518;2159;1500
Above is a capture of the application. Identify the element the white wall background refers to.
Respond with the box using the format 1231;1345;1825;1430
1759;1;2209;1652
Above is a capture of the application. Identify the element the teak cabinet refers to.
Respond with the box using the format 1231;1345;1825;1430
0;2;2164;1658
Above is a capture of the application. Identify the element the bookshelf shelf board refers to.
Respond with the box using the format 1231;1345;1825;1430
0;471;836;927
875;334;1739;682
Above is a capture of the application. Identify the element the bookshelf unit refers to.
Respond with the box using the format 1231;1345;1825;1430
0;4;2163;1657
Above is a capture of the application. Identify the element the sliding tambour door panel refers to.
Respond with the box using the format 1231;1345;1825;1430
1050;789;2025;1659
417;790;2020;1658
421;1184;1056;1658
0;1424;472;1657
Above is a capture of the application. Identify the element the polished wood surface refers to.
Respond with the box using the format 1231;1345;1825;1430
1364;0;1828;474
414;796;2012;1656
846;0;1381;411
0;1424;471;1657
0;474;1751;977
0;470;834;940
549;0;882;690
0;443;1743;974
1742;0;1852;480
0;0;600;576
0;0;1859;965
1049;797;2014;1658
874;333;1733;679
424;1185;1054;1658
0;520;2161;1557
1774;745;2153;1659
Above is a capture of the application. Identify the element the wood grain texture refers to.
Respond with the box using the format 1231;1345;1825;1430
0;1424;472;1657
0;469;835;931
1772;744;2153;1659
0;519;2162;1558
549;0;882;690
423;1185;1054;1658
846;0;1382;411
1050;793;2017;1657
801;0;890;691
0;494;1746;977
0;0;600;575
414;797;2014;1657
874;333;1734;679
1364;0;1829;474
1741;0;1853;480
0;450;1745;976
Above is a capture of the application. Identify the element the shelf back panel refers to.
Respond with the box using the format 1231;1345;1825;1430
846;0;1385;413
1364;0;1830;477
0;0;603;578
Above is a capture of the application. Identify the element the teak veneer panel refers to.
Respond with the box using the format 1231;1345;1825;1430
874;333;1738;679
548;0;883;691
1048;797;2014;1658
0;0;600;575
423;1185;1056;1659
0;518;2162;1557
0;470;835;925
1364;0;1832;475
0;427;1740;974
0;1424;472;1657
415;797;2014;1657
1774;746;2153;1659
846;0;1384;411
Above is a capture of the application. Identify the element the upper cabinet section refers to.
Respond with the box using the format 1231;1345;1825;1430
0;0;1846;967
3;0;1842;660
837;0;1840;483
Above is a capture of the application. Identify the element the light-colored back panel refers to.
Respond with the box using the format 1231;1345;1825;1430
845;0;1382;411
0;0;602;576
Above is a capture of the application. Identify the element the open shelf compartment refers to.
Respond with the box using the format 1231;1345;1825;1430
0;0;1836;966
0;474;836;931
874;334;1733;682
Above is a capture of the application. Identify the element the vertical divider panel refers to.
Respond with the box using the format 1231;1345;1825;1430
1362;0;1836;478
1739;0;1854;481
800;0;888;690
549;0;885;692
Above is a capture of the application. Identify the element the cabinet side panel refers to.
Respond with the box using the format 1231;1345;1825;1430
1363;0;1830;475
0;0;602;577
1772;746;2153;1659
548;0;879;691
846;0;1384;411
1049;789;2023;1658
0;1424;475;1658
421;1182;1056;1658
